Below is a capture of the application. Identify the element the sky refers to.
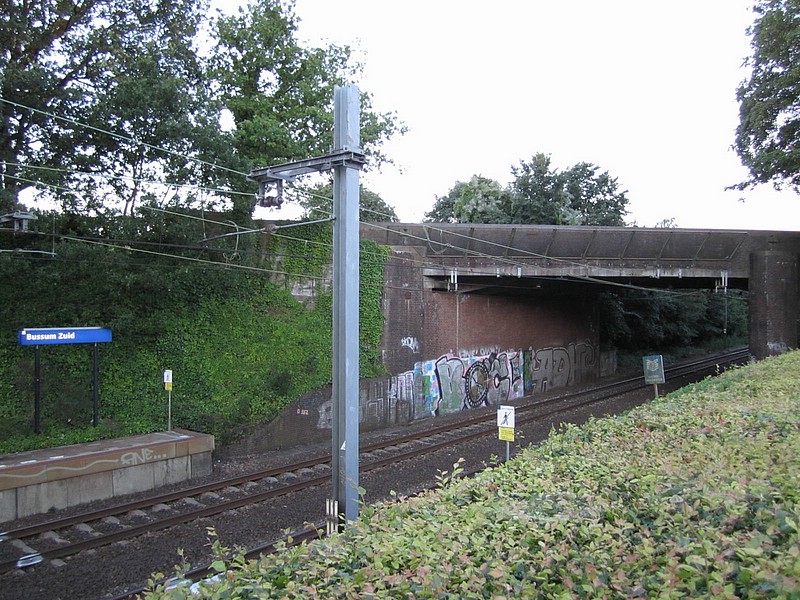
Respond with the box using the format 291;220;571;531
261;0;800;231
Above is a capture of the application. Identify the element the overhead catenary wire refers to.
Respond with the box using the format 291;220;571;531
2;98;739;300
2;97;309;215
2;191;735;301
5;161;255;199
2;225;746;302
116;201;734;300
0;97;248;179
60;235;330;281
360;219;751;298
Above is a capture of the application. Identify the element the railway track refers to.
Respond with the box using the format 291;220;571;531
0;347;749;583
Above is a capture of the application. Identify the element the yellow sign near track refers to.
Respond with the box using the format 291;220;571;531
499;426;514;442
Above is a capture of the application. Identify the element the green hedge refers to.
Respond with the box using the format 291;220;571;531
150;351;800;598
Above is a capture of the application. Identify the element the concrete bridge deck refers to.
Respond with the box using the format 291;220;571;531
361;223;800;359
362;223;800;290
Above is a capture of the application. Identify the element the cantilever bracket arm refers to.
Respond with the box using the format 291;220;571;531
247;149;367;184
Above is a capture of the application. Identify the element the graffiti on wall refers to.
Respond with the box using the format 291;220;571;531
389;371;415;404
400;336;420;354
414;351;525;417
311;341;599;429
315;371;416;431
525;341;596;395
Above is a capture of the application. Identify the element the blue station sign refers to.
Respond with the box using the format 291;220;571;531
18;327;113;346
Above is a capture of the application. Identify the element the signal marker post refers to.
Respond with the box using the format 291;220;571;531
642;355;665;399
497;405;515;461
164;370;173;431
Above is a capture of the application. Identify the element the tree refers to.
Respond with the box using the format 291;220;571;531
299;182;398;222
734;0;800;190
452;175;511;224
209;0;404;217
425;175;509;224
424;182;464;223
425;153;629;226
0;0;221;215
509;154;628;226
559;162;629;226
1;0;404;220
507;153;573;225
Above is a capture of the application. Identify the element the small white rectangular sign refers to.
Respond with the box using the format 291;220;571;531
163;370;173;384
497;405;515;428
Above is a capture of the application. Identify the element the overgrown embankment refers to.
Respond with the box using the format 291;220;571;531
152;351;800;598
0;214;388;453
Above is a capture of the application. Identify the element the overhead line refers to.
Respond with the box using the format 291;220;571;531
0;97;248;179
0;102;736;299
6;161;254;198
59;236;329;281
359;221;732;296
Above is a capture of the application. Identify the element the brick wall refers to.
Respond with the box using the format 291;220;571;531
381;248;599;370
221;246;606;454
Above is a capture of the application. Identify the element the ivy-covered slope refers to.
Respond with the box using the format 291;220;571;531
0;215;388;453
153;352;800;598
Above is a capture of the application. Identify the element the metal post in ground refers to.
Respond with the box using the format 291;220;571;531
331;84;361;524
247;85;365;527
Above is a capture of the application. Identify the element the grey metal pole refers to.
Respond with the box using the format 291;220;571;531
331;84;361;524
34;346;41;434
92;343;99;426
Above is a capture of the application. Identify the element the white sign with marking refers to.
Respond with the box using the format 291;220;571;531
497;405;515;428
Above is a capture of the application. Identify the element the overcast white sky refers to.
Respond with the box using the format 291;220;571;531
270;0;799;230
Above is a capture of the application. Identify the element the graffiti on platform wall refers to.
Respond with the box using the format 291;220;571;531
120;447;167;466
315;371;416;431
526;341;596;395
389;371;415;404
415;351;525;417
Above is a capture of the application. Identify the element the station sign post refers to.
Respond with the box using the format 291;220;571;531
18;327;112;433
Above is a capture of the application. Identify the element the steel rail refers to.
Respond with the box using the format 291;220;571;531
91;347;749;599
0;347;748;575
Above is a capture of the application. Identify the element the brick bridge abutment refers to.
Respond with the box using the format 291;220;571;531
749;250;799;360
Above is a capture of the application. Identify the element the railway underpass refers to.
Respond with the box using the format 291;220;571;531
362;223;800;361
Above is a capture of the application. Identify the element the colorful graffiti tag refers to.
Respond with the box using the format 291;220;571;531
309;341;599;429
414;350;525;417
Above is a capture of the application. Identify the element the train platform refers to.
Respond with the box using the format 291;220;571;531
0;429;214;523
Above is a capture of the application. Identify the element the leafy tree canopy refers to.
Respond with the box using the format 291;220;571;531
423;176;510;224
0;0;403;219
0;0;219;215
452;175;511;224
424;153;629;226
299;181;398;222
734;0;800;190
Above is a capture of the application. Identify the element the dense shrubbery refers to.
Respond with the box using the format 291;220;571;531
0;211;388;452
148;351;800;598
600;288;749;371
